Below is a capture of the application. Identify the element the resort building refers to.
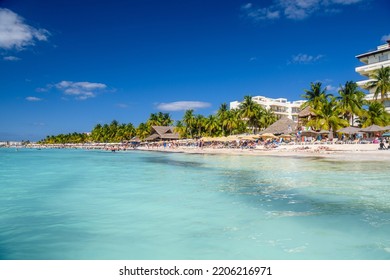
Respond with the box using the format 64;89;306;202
355;40;390;112
230;96;306;122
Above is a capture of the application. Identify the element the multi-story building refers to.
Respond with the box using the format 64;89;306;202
355;40;390;112
230;96;306;122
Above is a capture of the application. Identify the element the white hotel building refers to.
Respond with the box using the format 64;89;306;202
230;96;306;122
355;40;390;112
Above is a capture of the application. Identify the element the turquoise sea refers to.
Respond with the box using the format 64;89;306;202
0;148;389;260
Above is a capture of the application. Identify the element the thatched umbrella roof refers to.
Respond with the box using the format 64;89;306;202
337;126;361;135
260;133;277;138
260;117;297;135
145;126;180;141
359;124;387;133
298;106;316;118
300;130;318;137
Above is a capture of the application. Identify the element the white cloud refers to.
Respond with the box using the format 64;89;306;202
0;8;50;50
325;85;337;92
3;55;21;61
241;0;362;21
53;81;108;100
332;0;361;4
156;101;211;111
290;53;323;64
241;3;280;21
26;96;42;102
381;34;390;42
116;103;128;108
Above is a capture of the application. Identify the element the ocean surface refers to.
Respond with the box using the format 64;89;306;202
0;148;389;260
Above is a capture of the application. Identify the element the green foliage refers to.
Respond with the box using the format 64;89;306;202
40;76;390;144
367;66;390;103
357;102;390;127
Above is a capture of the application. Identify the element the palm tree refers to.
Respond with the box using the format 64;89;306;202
217;103;229;136
183;109;195;138
358;102;390;127
258;108;277;130
367;66;390;104
174;120;187;138
223;109;244;135
204;115;220;136
301;82;332;110
91;124;103;142
194;114;206;137
239;95;262;133
337;81;365;125
136;122;151;140
307;97;349;132
147;113;159;127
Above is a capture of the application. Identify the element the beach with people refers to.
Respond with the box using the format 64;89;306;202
135;140;390;161
13;136;390;162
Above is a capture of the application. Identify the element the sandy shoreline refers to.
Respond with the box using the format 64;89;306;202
136;143;390;161
8;142;389;161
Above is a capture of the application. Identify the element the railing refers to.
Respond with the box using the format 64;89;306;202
356;59;390;73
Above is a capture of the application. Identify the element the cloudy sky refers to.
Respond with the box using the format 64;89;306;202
0;0;389;140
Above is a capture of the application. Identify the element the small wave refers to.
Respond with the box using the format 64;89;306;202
267;211;314;217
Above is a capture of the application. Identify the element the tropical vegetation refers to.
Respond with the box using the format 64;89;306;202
367;66;390;103
300;78;390;131
39;68;390;144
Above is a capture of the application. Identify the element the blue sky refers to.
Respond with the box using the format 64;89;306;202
1;0;389;141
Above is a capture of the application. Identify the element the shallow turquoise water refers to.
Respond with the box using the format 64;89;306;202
0;148;389;260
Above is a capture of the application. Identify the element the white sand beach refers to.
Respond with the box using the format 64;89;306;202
136;143;390;161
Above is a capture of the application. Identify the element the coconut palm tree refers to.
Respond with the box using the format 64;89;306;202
337;81;365;125
183;109;195;138
358;101;390;127
194;114;206;137
174;120;187;138
136;122;150;140
217;103;229;136
367;66;390;104
239;95;263;133
301;82;332;110
204;115;220;136
91;124;103;142
307;97;349;132
223;109;245;135
259;108;277;130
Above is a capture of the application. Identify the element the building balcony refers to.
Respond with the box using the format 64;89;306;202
356;79;375;89
355;59;390;77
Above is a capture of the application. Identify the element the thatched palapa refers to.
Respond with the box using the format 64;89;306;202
145;126;180;141
298;106;316;118
260;117;297;135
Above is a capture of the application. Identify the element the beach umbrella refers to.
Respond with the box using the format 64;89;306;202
318;129;330;134
337;126;361;135
359;124;387;133
260;133;276;138
259;117;297;135
280;134;292;138
300;130;318;137
226;135;241;141
240;135;258;140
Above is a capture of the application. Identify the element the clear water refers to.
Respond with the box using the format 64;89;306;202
0;148;389;260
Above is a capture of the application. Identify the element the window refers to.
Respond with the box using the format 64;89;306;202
378;54;388;62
